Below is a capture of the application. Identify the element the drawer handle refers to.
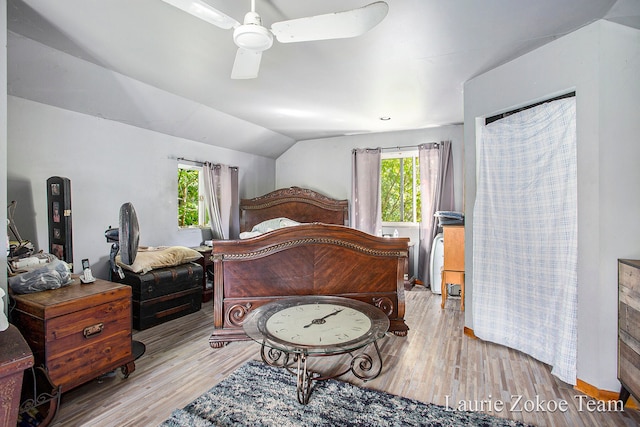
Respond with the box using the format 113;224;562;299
83;323;104;338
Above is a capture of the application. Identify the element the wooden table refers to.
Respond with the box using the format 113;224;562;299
0;324;34;427
243;296;389;404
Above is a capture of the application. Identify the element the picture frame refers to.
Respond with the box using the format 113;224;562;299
47;176;73;269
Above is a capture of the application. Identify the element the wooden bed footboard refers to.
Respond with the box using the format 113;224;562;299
209;223;410;348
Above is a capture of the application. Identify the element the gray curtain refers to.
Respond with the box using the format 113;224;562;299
203;163;239;240
351;148;382;235
418;141;454;286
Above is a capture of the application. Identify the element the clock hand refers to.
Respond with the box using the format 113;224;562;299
303;309;344;328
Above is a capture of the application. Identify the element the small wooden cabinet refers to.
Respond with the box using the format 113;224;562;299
0;324;34;427
192;246;213;303
618;259;640;406
441;225;465;310
10;277;135;393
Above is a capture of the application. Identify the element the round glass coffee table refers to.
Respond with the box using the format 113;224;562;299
243;295;390;404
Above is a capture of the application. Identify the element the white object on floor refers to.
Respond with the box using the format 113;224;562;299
429;233;444;295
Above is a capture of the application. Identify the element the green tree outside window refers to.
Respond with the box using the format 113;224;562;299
381;156;421;223
178;168;200;227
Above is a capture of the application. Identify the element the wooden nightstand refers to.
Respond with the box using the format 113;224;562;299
441;225;465;311
9;277;135;393
192;246;213;303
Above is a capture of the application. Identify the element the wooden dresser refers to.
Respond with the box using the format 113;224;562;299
10;277;135;393
0;324;34;427
441;225;465;310
618;259;640;406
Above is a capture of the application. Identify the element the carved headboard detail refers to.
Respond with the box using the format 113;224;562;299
239;187;348;232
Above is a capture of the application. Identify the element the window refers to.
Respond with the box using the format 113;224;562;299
177;164;208;228
381;151;421;223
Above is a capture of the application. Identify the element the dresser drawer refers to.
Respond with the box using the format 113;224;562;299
45;297;132;390
47;329;132;389
620;261;640;293
46;297;131;356
619;339;640;400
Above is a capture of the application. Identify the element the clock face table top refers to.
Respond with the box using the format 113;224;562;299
243;296;390;404
243;296;390;355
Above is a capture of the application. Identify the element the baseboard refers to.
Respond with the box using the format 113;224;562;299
575;379;638;409
463;327;638;408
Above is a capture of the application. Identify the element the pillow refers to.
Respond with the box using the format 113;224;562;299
279;218;301;228
251;217;301;234
117;246;202;274
239;231;262;239
251;218;283;234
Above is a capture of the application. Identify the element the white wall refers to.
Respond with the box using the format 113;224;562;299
464;20;640;391
276;126;464;209
7;97;275;280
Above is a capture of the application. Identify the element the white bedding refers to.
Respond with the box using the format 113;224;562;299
239;217;301;239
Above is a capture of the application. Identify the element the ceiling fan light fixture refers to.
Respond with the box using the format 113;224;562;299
233;25;273;51
167;1;390;79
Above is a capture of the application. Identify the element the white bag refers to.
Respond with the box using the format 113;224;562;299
0;287;8;331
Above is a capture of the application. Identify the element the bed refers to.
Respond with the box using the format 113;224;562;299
209;187;410;347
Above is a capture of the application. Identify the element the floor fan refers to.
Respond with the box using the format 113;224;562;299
105;202;145;360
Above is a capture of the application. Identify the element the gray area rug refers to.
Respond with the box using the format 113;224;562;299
160;360;532;426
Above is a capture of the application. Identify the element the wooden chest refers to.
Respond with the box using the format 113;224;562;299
618;259;640;405
112;263;203;330
10;278;135;393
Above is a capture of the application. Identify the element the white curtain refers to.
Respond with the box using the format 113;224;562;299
203;163;239;240
417;142;454;286
351;148;382;235
472;97;577;384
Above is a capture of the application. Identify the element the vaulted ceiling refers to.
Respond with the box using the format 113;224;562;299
7;0;640;158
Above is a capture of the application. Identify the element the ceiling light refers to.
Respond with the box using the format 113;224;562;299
233;11;273;51
234;25;273;51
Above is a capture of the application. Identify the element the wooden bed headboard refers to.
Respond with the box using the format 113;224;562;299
239;187;349;232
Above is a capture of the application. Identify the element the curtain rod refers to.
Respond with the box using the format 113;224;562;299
485;91;576;125
380;143;438;152
177;157;203;165
176;157;238;170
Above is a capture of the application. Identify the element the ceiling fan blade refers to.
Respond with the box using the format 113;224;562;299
160;0;240;29
231;48;262;79
270;1;389;44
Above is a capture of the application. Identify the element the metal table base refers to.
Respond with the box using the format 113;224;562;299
260;339;384;405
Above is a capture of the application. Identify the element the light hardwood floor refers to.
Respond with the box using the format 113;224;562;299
50;288;640;427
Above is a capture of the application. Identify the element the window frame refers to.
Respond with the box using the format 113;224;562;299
381;149;420;226
177;163;208;229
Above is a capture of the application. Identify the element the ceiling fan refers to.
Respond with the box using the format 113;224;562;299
161;0;389;79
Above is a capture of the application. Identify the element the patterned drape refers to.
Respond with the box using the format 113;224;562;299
472;97;577;384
